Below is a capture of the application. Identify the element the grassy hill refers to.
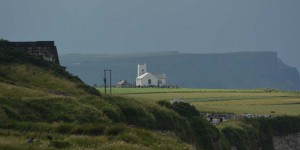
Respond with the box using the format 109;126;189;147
0;49;219;149
60;51;300;90
0;48;100;98
0;49;194;149
1;49;300;150
100;88;300;116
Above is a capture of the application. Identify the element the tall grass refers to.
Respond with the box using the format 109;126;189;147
0;127;193;150
116;88;300;116
220;116;300;150
97;87;268;95
0;64;91;97
1;49;300;149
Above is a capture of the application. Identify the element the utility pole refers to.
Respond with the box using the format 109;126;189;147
103;69;112;96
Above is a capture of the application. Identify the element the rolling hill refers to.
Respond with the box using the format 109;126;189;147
0;48;219;149
1;48;300;150
60;51;300;90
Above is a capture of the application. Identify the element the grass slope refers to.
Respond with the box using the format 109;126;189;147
0;48;100;97
1;49;300;150
0;49;218;149
106;87;300;116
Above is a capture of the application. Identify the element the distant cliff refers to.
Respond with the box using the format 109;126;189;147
60;51;300;90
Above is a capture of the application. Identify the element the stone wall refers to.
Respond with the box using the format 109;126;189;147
0;41;59;64
273;132;300;150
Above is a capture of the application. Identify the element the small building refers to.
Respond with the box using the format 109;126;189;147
136;64;166;87
116;80;131;88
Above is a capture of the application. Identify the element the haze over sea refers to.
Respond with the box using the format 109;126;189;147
0;0;299;72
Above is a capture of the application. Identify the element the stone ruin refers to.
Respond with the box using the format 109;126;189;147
0;41;60;64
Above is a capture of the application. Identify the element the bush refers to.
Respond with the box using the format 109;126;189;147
102;105;124;122
71;124;105;135
156;100;222;149
188;116;220;149
1;106;22;120
116;132;140;144
50;139;71;149
269;116;300;136
56;123;75;134
74;106;104;123
105;97;155;128
77;84;101;96
149;105;194;140
222;127;248;150
221;116;300;150
157;100;199;117
105;124;127;136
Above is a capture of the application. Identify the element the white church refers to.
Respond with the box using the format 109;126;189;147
136;64;166;87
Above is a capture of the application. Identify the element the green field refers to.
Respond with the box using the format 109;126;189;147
3;47;300;150
98;87;300;116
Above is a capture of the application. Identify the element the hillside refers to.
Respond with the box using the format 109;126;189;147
1;49;300;150
60;51;300;90
0;48;100;98
0;49;218;149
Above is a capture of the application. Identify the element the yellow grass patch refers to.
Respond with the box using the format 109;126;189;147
116;88;300;116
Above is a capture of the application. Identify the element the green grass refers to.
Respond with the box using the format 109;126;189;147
0;128;192;150
2;49;300;150
196;103;300;116
99;88;300;116
0;64;90;98
97;87;267;94
0;95;196;149
0;52;198;149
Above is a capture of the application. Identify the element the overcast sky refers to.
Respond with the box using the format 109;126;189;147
0;0;299;70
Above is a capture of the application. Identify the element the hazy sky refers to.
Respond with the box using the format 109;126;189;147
0;0;299;70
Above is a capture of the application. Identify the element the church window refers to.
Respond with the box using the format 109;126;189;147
148;79;151;85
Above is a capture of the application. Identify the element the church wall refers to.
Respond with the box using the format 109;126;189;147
158;79;166;86
136;73;158;87
137;64;147;77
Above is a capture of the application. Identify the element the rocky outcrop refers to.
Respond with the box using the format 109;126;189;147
0;41;60;64
273;133;300;150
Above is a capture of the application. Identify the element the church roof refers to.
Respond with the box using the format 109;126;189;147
116;80;128;85
153;73;166;79
136;72;153;79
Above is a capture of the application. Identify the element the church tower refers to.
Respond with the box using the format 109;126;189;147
137;64;147;77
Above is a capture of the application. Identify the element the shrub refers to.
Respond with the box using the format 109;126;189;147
71;124;105;135
74;106;104;123
149;106;177;130
188;116;220;149
170;102;199;117
77;84;101;96
156;100;222;149
116;132;140;144
221;117;300;150
157;100;199;117
106;97;155;128
105;124;127;136
269;116;300;136
88;124;106;135
102;105;123;122
56;123;75;134
1;106;22;120
50;139;71;149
